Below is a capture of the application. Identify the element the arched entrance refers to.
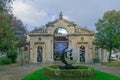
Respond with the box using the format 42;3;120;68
54;27;68;61
95;47;99;59
37;46;42;62
80;46;85;62
93;47;100;63
24;47;29;63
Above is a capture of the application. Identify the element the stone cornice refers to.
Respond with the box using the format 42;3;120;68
34;42;45;44
69;34;93;36
29;33;93;37
77;42;88;44
29;34;53;37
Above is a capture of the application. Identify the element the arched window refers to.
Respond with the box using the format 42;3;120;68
37;46;42;62
81;37;84;41
79;46;85;62
95;47;99;58
53;27;68;61
54;27;68;34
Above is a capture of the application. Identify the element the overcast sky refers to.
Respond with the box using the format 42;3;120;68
12;0;120;31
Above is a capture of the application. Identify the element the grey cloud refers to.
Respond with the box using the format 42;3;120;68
12;0;120;31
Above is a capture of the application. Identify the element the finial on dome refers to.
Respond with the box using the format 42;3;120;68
59;12;63;20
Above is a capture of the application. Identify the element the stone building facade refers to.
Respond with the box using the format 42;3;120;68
27;12;98;63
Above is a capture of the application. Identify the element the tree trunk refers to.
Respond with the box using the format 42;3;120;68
108;45;112;63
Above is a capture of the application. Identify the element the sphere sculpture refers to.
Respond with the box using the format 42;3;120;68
43;46;95;78
61;46;79;69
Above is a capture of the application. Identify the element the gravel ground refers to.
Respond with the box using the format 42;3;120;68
0;62;120;80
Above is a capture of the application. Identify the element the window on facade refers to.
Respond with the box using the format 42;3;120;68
81;37;84;41
54;27;68;34
24;47;28;51
38;37;41;40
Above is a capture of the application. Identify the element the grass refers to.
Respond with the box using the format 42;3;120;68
22;68;120;80
104;61;120;67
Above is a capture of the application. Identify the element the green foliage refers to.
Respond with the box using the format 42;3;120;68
94;10;120;62
0;13;18;63
7;49;17;63
0;14;18;51
0;0;27;36
22;68;120;80
0;57;12;65
43;65;94;78
0;0;26;64
10;15;27;37
0;0;13;13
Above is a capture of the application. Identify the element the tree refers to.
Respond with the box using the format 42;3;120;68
0;0;13;13
0;0;27;63
94;10;120;62
9;14;27;40
0;13;18;54
0;0;26;35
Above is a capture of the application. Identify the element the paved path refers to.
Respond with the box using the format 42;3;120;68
0;62;52;80
0;62;120;80
93;63;120;76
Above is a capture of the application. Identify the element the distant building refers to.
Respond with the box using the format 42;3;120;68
24;12;108;63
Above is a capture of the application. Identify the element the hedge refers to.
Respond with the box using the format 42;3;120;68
43;65;94;78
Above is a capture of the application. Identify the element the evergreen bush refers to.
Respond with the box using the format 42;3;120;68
7;49;17;63
0;57;12;65
43;65;94;78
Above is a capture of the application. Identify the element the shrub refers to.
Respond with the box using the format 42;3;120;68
7;49;17;63
43;65;95;78
0;57;12;65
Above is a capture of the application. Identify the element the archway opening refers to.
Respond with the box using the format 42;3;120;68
80;46;85;62
37;46;42;62
95;47;99;59
54;27;68;61
93;47;100;63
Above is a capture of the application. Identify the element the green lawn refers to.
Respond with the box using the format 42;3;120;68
22;68;120;80
104;61;120;67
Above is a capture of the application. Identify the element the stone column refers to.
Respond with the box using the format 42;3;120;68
51;40;54;62
85;45;88;62
34;46;37;62
45;40;54;62
29;41;34;63
76;45;80;63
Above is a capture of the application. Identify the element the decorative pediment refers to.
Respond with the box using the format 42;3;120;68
77;42;88;44
46;12;76;27
29;12;94;35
